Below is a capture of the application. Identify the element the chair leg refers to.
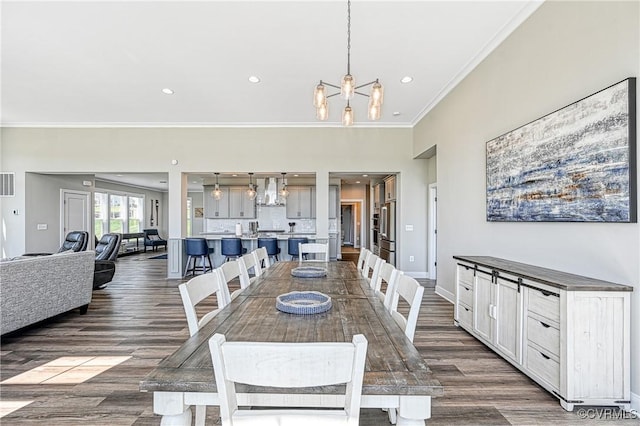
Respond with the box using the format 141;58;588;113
194;404;206;426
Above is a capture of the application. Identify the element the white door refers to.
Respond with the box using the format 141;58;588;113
62;190;91;245
428;184;437;279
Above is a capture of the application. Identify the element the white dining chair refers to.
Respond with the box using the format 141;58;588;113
254;246;271;271
362;252;383;285
238;252;261;286
218;260;250;300
298;242;329;262
389;274;425;342
209;333;368;426
372;262;402;309
356;248;371;276
178;272;231;426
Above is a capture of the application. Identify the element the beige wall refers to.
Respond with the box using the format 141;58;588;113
413;0;639;402
0;126;430;275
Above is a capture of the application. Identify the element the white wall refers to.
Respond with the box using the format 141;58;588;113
0;126;431;275
413;0;639;404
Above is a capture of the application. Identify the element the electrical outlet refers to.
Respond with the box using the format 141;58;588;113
409;255;415;262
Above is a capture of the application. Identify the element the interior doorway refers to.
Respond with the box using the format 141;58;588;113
340;200;365;262
61;189;92;247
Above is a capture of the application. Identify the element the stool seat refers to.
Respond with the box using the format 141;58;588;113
221;237;246;262
184;238;214;277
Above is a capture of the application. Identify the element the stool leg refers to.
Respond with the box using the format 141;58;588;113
183;256;193;277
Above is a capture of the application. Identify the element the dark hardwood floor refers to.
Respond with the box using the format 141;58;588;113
1;253;635;425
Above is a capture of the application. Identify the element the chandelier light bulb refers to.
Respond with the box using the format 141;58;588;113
370;81;384;106
316;101;329;121
247;173;257;200
313;83;326;108
341;74;355;100
368;101;381;121
212;173;223;200
342;104;354;126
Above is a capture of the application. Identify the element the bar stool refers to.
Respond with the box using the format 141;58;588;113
184;238;214;277
287;237;308;260
258;237;280;264
221;237;246;262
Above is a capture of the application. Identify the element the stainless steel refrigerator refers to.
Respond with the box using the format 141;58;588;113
380;201;395;265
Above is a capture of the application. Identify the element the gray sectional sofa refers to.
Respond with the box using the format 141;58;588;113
1;251;95;335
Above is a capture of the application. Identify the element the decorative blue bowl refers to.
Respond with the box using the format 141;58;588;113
276;291;332;315
290;266;327;278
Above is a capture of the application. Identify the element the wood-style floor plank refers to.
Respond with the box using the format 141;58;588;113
1;254;636;425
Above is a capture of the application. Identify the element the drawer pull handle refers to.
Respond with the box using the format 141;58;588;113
540;289;555;297
464;287;470;291
540;352;551;360
540;321;551;328
464;307;469;312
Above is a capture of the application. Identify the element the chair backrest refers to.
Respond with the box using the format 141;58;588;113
356;248;371;273
257;237;279;256
185;238;208;256
254;246;270;270
373;262;402;309
209;333;367;425
237;252;260;288
218;260;248;300
178;272;230;337
287;237;308;256
389;274;425;342
221;238;243;256
95;233;122;261
363;252;383;284
59;231;89;253
298;242;328;262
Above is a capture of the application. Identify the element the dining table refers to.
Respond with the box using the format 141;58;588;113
139;261;443;425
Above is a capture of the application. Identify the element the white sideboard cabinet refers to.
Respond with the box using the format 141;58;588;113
454;256;632;412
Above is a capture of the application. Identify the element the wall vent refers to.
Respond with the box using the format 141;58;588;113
0;172;16;197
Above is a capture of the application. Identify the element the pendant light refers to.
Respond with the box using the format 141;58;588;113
246;172;257;200
312;0;383;125
279;172;289;199
211;173;223;200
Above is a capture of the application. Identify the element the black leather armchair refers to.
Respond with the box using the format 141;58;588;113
23;230;89;257
94;233;122;289
143;228;167;252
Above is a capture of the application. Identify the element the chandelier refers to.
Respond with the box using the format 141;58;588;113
313;0;383;126
211;172;223;200
246;172;257;200
279;172;289;199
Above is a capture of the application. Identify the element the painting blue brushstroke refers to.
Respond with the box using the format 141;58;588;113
486;79;634;222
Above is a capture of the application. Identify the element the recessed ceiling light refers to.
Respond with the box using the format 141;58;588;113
248;76;261;83
356;181;361;184
400;76;413;84
362;174;368;177
294;174;299;177
232;174;238;177
116;174;123;177
393;112;401;116
162;88;174;95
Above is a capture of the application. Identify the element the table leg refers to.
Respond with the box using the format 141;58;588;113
396;395;431;426
154;391;192;426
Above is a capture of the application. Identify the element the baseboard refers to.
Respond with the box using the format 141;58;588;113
405;271;429;279
631;391;639;413
435;285;454;304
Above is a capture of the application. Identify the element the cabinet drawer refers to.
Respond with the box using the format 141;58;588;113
457;304;473;329
527;287;560;323
526;344;560;390
458;282;473;307
526;314;560;358
457;264;474;285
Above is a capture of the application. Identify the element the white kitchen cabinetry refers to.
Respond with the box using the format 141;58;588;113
203;186;230;218
373;183;383;212
454;256;631;412
384;176;396;202
228;187;256;219
286;186;313;219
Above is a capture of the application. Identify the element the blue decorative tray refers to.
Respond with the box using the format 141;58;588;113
276;291;332;315
290;266;327;278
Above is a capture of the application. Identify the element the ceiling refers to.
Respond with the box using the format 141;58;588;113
1;0;542;128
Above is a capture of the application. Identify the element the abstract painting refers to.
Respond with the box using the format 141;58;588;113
486;78;636;222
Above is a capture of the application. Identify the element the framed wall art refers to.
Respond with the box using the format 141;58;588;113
486;78;636;222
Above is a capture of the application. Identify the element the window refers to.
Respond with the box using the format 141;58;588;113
95;191;145;237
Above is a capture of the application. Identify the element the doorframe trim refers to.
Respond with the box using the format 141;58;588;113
60;189;92;246
340;199;365;250
427;183;437;280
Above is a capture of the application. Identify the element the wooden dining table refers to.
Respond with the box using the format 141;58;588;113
139;261;443;425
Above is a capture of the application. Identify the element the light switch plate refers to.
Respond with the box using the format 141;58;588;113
405;224;414;231
37;223;48;230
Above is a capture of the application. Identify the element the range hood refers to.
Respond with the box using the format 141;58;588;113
256;178;285;206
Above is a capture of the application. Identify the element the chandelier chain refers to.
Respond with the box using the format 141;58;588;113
346;0;351;75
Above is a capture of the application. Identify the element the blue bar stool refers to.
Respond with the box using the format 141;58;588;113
184;238;214;277
221;237;246;262
258;237;280;263
287;237;309;260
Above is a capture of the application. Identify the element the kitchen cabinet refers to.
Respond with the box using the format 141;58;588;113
384;176;396;202
329;185;338;219
228;186;256;219
286;186;313;219
454;256;632;412
203;185;230;218
373;183;383;211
